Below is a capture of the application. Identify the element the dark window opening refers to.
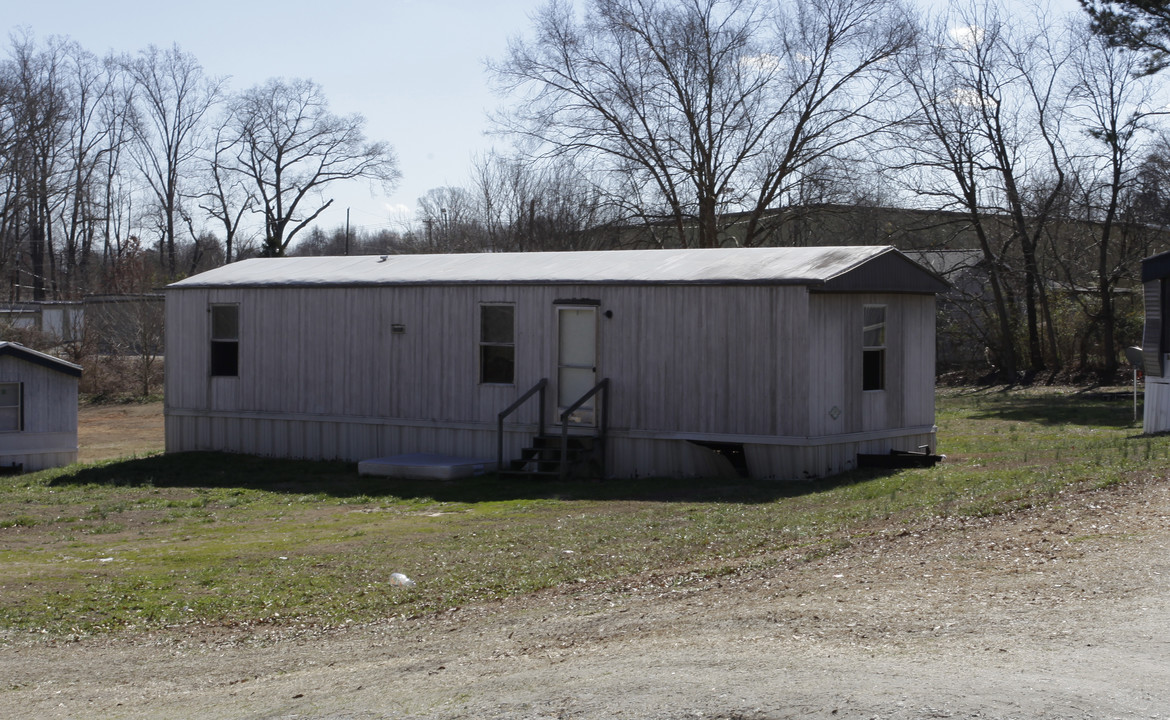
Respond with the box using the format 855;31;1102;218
480;304;514;384
210;304;239;377
863;349;885;391
863;305;886;391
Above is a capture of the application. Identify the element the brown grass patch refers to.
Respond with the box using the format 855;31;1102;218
78;401;164;463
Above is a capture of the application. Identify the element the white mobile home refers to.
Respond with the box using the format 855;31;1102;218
0;342;82;472
164;247;947;480
1142;250;1170;431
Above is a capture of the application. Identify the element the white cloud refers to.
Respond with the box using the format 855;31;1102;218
949;25;985;51
950;87;996;109
740;53;783;72
385;202;413;218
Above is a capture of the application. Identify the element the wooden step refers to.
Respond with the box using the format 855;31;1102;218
501;432;601;481
530;434;595;450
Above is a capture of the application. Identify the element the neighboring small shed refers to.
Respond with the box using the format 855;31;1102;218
0;342;82;472
164;246;948;480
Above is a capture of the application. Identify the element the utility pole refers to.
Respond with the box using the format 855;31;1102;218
345;208;351;256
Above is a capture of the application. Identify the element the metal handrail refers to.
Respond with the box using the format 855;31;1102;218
497;378;548;473
560;377;610;481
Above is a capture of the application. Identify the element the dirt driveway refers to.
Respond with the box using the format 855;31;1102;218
2;465;1168;719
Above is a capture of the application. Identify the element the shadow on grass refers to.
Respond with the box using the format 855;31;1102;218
49;451;899;505
954;388;1139;429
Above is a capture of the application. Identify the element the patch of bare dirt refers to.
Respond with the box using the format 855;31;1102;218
1;473;1168;719
77;401;164;463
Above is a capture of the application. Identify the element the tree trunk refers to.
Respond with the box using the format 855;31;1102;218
698;194;718;248
970;214;1018;380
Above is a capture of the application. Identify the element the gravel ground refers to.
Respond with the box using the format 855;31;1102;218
2;473;1168;719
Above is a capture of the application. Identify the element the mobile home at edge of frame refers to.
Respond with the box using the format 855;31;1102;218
164;246;948;480
1141;250;1170;432
0;342;82;472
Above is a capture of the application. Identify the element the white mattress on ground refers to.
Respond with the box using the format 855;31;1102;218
357;453;496;480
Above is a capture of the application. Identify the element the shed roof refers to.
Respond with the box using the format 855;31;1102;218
169;246;948;294
0;342;83;377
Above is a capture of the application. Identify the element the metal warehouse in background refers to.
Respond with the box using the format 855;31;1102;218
163;246;948;480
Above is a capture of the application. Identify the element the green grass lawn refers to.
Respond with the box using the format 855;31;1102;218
0;386;1164;638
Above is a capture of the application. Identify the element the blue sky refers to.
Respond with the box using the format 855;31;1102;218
3;0;546;235
5;0;1087;240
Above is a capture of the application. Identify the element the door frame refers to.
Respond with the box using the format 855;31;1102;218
554;302;600;427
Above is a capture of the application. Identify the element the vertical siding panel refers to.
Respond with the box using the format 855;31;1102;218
304;420;321;459
902;295;936;427
1146;378;1170;432
781;288;808;437
808;294;850;437
887;298;905;430
166;289;211;412
414;285;431;421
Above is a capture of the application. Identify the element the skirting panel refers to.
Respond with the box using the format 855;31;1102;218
606;431;936;480
166;413;528;465
1;450;77;473
1145;378;1170;434
743;431;936;480
168;412;936;481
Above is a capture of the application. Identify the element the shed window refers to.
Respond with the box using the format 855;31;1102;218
480;304;515;384
0;382;21;432
210;304;239;377
863;305;886;391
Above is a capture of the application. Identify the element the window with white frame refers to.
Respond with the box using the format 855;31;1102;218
862;305;886;391
0;382;21;432
480;304;515;384
210;304;239;377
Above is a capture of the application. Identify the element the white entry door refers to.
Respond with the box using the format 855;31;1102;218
557;306;598;426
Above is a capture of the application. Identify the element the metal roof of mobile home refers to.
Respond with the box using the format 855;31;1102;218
0;342;83;377
168;246;948;293
1143;249;1170;283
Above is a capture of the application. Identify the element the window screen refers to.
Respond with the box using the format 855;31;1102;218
863;305;886;391
480;304;515;384
0;382;21;432
210;304;239;377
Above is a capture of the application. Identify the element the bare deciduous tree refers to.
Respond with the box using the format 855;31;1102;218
225;77;401;257
492;0;914;248
473;150;612;251
895;9;1020;378
1058;22;1166;374
57;42;125;296
94;58;137;271
199;112;255;263
894;2;1077;378
962;4;1070;374
124;44;222;278
414;186;484;252
4;33;71;301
